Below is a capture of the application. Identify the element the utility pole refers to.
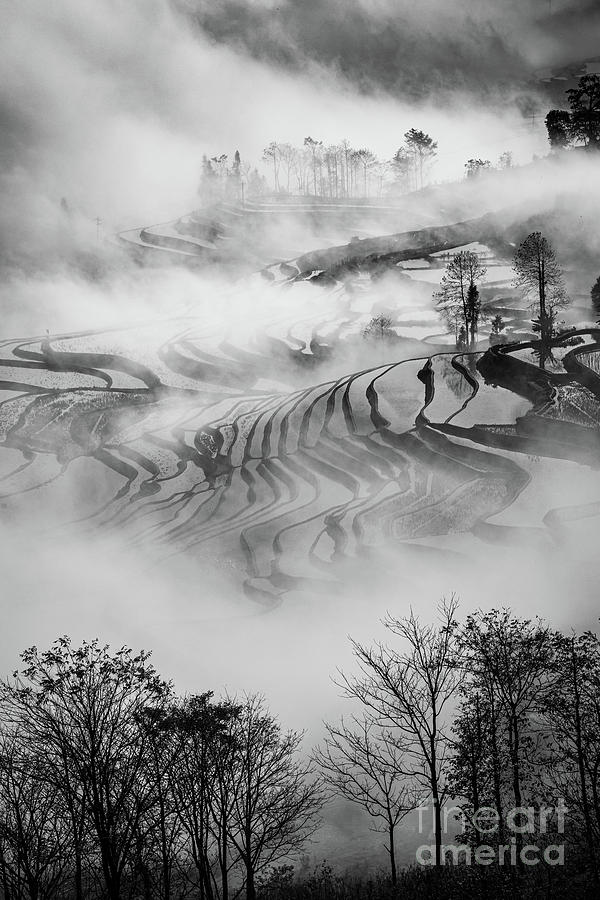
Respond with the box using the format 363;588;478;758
95;217;102;242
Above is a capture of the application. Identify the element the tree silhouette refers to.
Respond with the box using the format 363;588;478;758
225;695;323;900
591;275;600;315
336;597;460;868
435;250;487;348
491;314;505;335
545;110;572;149
303;137;322;197
455;611;557;867
489;314;506;346
567;74;600;148
352;148;377;197
314;718;419;883
262;143;280;193
0;733;72;900
542;632;600;887
0;639;171;900
404;129;437;190
146;693;242;900
513;231;567;366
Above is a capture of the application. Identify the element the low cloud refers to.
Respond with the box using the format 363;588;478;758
1;0;568;280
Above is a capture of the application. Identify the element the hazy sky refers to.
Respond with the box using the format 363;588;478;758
178;0;584;96
2;0;596;252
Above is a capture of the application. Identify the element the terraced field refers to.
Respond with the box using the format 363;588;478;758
3;206;600;614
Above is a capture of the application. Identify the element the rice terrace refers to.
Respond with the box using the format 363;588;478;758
2;2;600;898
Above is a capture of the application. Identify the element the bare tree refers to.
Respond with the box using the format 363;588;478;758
137;707;188;900
457;610;556;865
337;597;460;867
314;717;420;883
0;734;72;900
156;693;242;900
262;143;280;193
435;250;487;348
352;148;378;197
303;137;322;197
0;638;172;900
363;314;395;342
541;632;600;885
226;695;323;900
276;143;296;194
292;146;311;194
339;139;353;197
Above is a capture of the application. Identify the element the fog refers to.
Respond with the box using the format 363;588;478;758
1;0;599;869
2;0;575;271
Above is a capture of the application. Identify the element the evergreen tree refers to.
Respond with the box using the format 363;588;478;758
545;110;572;149
489;314;506;346
513;231;567;367
567;74;600;148
404;129;437;190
